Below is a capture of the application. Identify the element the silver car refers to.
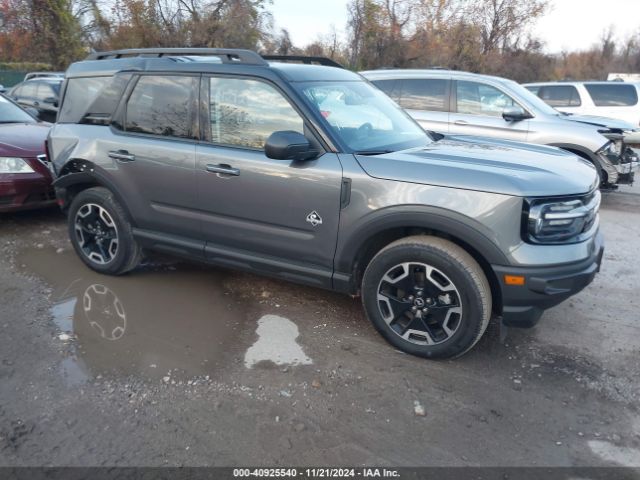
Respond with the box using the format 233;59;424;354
361;69;639;186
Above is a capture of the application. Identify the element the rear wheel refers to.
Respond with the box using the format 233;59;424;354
362;236;492;359
68;187;141;275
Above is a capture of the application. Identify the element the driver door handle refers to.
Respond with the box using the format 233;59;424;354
206;163;240;176
453;119;468;126
108;150;136;162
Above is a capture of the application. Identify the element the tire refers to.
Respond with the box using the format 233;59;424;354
67;186;141;275
361;235;492;359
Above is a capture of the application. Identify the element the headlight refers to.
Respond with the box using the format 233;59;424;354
525;190;600;244
0;157;36;174
608;140;623;156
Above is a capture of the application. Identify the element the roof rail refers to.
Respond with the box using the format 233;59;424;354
85;48;268;66
262;55;344;69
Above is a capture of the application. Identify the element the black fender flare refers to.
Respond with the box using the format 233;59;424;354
333;205;510;286
52;167;133;221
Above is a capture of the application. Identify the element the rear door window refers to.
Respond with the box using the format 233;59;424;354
371;79;400;102
396;79;449;111
538;85;581;107
124;75;198;139
584;84;638;106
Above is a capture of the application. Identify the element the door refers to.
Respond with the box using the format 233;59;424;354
196;76;343;286
450;80;530;142
102;74;201;241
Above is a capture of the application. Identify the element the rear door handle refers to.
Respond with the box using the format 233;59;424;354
108;150;136;162
206;163;240;176
453;120;468;126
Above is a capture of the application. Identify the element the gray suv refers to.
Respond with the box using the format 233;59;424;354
361;69;639;187
47;49;604;359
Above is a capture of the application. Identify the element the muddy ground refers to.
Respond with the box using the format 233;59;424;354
0;184;639;468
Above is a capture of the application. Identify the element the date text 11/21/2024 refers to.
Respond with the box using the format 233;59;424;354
232;468;401;478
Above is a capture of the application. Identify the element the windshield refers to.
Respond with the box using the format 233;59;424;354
0;95;36;124
295;81;431;153
503;79;561;116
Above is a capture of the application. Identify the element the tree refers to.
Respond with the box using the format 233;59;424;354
468;0;548;54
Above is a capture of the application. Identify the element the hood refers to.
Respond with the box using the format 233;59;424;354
562;113;637;132
355;135;598;197
0;123;51;157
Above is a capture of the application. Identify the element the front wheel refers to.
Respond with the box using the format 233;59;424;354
68;187;141;275
361;236;492;359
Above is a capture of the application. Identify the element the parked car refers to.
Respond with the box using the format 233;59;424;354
48;49;603;359
0;94;55;212
0;84;6;94
362;69;638;187
24;72;65;81
523;81;640;147
9;77;63;122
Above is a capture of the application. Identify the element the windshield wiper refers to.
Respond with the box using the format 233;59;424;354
354;149;394;156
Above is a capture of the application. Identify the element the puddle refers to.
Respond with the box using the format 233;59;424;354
244;314;313;369
18;248;256;382
588;440;640;467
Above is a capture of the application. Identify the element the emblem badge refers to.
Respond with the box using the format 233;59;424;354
306;211;323;227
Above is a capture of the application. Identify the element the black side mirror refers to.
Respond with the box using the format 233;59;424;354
265;131;319;161
502;105;531;122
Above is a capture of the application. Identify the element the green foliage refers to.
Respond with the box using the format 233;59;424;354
0;62;54;71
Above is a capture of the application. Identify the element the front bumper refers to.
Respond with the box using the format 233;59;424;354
0;173;56;213
492;232;604;328
599;147;638;185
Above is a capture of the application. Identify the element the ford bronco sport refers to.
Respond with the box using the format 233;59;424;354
48;49;604;359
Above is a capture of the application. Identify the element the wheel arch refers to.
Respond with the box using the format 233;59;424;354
53;159;134;223
334;209;506;314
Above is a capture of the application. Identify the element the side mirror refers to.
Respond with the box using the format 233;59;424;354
502;105;531;122
265;131;319;161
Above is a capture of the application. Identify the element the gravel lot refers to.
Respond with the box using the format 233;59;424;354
0;183;639;467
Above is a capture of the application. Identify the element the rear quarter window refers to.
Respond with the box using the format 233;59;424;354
584;84;638;107
58;75;129;124
371;79;400;102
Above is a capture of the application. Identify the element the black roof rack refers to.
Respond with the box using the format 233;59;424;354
85;48;268;66
262;55;344;69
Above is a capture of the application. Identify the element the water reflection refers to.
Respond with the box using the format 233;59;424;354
19;248;251;381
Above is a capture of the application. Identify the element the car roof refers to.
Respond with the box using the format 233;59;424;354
65;49;361;83
360;68;511;84
524;81;640;87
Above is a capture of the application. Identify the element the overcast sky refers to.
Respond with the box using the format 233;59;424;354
270;0;640;53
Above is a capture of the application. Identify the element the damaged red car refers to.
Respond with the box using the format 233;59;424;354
0;94;54;213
